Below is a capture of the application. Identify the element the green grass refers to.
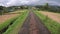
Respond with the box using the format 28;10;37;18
3;10;29;34
34;11;60;34
0;10;27;31
0;14;20;31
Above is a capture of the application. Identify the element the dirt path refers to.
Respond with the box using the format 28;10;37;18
40;11;60;23
18;11;51;34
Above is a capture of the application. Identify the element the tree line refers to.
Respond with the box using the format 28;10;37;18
0;6;29;15
35;3;60;13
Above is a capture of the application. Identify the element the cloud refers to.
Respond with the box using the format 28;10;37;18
46;0;60;6
0;0;60;7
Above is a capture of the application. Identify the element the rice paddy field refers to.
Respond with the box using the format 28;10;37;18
0;10;29;34
0;9;60;34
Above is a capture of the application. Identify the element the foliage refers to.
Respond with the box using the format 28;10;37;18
0;14;20;31
34;11;60;34
0;6;4;15
35;3;60;13
3;10;28;34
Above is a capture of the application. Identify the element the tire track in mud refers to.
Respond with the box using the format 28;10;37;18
18;11;51;34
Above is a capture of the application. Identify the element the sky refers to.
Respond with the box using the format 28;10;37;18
0;0;60;7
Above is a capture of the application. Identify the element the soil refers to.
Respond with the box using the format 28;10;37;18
40;11;60;23
18;11;51;34
0;13;19;24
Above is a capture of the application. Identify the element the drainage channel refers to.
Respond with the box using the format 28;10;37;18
0;17;19;34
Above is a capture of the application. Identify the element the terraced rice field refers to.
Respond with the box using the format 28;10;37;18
0;14;19;24
0;10;60;34
0;10;28;34
0;10;22;24
39;11;60;23
34;11;60;34
2;10;28;34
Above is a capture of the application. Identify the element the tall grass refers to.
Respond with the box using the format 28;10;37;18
34;11;60;34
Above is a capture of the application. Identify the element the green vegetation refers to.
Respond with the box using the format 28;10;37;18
0;10;27;31
3;10;29;34
34;11;60;34
0;6;4;15
0;14;19;31
35;3;60;13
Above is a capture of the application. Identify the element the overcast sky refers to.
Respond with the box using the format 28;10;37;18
0;0;60;7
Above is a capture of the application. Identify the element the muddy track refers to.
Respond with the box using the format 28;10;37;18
18;11;51;34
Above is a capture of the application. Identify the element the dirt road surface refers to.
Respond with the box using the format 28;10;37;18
18;11;51;34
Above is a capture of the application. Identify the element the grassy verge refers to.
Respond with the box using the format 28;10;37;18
0;10;27;31
0;14;20;31
34;11;60;34
3;10;29;34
